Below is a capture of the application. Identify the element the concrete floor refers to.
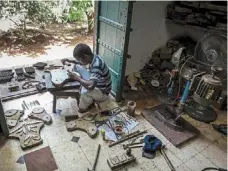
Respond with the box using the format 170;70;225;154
0;93;227;171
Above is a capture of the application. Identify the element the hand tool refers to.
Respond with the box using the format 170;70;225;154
23;100;29;110
109;130;147;147
127;145;143;149
88;144;101;171
123;139;144;150
35;100;40;105
22;104;25;110
160;146;175;171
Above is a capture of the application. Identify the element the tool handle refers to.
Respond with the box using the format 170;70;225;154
92;144;101;170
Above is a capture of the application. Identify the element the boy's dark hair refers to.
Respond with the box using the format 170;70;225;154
73;43;93;58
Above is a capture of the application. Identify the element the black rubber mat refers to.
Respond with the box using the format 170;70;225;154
142;104;200;147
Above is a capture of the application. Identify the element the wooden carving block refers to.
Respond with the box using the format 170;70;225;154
28;107;52;125
5;109;24;128
66;119;98;138
9;118;44;149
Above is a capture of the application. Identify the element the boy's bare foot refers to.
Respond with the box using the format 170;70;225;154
78;102;95;113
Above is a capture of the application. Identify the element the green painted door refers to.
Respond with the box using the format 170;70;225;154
94;1;133;101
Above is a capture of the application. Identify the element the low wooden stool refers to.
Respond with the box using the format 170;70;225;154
51;89;80;113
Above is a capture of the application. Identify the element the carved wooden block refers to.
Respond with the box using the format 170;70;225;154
28;107;52;125
9;118;44;149
5;109;24;128
66;119;98;138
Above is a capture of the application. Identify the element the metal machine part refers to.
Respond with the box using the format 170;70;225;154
184;101;217;123
193;74;222;106
183;66;223;123
142;104;200;147
171;47;186;68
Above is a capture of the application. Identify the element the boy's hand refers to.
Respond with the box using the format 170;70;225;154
61;58;69;64
68;71;80;81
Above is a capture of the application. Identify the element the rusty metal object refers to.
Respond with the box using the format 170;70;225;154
5;109;24;129
8;118;44;149
109;130;147;148
28;107;52;125
66;119;98;138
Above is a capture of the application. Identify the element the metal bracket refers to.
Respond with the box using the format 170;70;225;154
127;54;131;59
99;16;126;32
98;39;123;56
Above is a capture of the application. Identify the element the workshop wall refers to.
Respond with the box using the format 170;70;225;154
125;1;204;75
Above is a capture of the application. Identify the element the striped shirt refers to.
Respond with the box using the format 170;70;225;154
90;55;111;95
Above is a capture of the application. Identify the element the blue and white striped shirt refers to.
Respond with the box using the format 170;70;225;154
90;55;111;95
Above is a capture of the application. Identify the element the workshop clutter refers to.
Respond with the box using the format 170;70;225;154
126;36;196;90
167;1;227;30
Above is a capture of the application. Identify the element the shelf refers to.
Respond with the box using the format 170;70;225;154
165;19;227;34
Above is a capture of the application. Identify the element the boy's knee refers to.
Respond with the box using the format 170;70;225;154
79;94;93;110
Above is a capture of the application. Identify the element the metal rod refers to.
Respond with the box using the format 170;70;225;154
129;145;143;148
160;148;176;171
109;130;147;148
92;144;101;171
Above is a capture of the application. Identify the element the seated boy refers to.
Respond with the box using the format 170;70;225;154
62;43;111;113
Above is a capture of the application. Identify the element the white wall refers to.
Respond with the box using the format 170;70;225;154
125;1;206;75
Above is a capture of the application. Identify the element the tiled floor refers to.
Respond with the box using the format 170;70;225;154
0;93;227;171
